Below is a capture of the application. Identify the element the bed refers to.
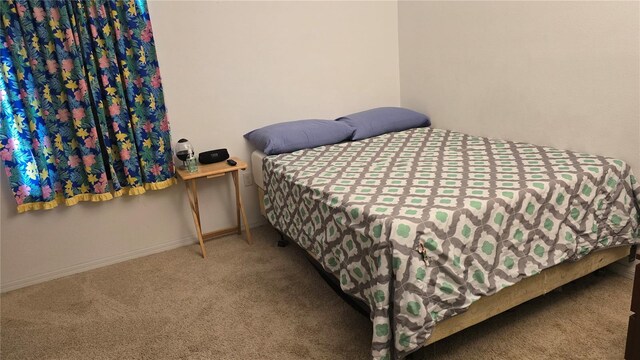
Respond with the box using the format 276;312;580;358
251;127;639;359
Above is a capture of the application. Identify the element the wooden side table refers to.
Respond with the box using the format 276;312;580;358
176;157;252;258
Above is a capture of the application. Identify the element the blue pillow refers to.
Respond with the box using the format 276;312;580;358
244;119;355;155
336;107;430;140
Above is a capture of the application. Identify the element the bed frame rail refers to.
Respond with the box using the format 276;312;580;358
426;245;631;345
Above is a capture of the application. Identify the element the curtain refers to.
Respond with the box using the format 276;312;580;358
0;0;175;213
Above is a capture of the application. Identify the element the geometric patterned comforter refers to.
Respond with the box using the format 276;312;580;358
262;127;640;359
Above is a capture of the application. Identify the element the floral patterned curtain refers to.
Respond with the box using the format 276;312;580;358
0;0;175;213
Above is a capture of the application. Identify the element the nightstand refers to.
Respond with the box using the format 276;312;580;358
176;157;253;258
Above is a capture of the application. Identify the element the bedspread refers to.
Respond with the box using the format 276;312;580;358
262;127;640;359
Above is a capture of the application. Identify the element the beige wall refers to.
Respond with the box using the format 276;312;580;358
399;1;640;172
0;0;400;291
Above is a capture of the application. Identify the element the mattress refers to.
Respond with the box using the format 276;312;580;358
251;150;267;189
262;127;640;359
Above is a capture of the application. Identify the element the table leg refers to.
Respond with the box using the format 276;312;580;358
232;171;253;244
232;171;241;235
185;179;207;258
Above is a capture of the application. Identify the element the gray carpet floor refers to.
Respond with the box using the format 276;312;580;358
1;225;633;359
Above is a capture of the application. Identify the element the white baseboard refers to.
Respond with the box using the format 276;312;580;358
0;235;197;293
1;219;268;293
1;218;631;293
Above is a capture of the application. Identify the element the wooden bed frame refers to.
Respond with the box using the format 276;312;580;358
257;187;633;346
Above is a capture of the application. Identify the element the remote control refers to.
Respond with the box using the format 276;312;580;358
226;159;237;166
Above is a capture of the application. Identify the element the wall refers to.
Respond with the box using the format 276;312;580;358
398;0;639;277
0;0;400;291
398;0;640;172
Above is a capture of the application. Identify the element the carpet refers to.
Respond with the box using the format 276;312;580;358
1;226;633;359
